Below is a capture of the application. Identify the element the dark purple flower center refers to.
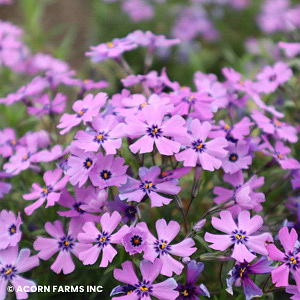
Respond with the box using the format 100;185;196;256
177;285;198;298
73;202;85;214
230;230;248;244
130;235;143;247
135;280;153;296
77;108;87;118
229;153;239;162
154;239;171;255
93;131;109;144
58;235;74;251
97;231;111;247
83;158;93;169
183;95;195;104
285;252;300;269
269;75;277;82
1;265;17;281
41;185;53;197
147;125;162;138
8;224;17;236
125;206;137;220
22;152;31;161
100;170;112;180
225;132;238;143
232;262;250;279
192;139;206;153
140;180;156;194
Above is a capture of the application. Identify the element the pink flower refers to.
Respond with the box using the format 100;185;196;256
124;104;187;155
89;153;128;189
23;168;68;215
175;119;228;170
78;212;128;267
267;227;300;291
205;210;272;262
57;92;107;135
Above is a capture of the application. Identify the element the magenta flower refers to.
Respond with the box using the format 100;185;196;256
78;212;128;267
251;109;298;143
89;153;128;189
57;92;107;135
209;117;253;142
226;257;273;300
267;227;300;291
213;170;265;215
141;219;196;276
0;172;11;199
27;93;66;117
261;138;300;170
107;195;140;224
23;168;68;216
205;210;272;263
0;246;39;300
86;38;137;63
119;166;181;207
72;115;123;154
0;210;22;250
66;147;97;187
176;260;210;300
57;185;104;225
124;104;187;155
34;220;88;274
221;141;252;174
255;62;292;93
0;128;17;158
122;224;147;255
278;41;300;58
126;30;180;50
175;119;228;170
111;259;179;300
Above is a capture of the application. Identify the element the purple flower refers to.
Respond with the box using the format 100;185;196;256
122;224;147;255
34;220;88;274
209;117;253;142
278;42;300;58
78;212;128;267
72;115;123;154
261;138;300;170
119;166;181;207
0;172;11;199
226;257;273;300
111;259;179;299
255;62;292;93
251;109;298;143
0;246;39;300
57;92;107;135
0;210;22;249
267;227;300;291
205;210;272;263
0;128;17;158
89;153;128;189
23;168;68;216
57;185;104;225
86;38;137;63
175;119;228;170
141;219;196;276
124;104;187;155
286;285;300;299
66;147;97;187
107;195;140;224
176;260;210;300
221;141;252;174
127;30;180;50
213;170;265;215
27;93;66;117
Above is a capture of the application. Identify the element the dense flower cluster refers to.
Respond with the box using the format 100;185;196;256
1;0;300;299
